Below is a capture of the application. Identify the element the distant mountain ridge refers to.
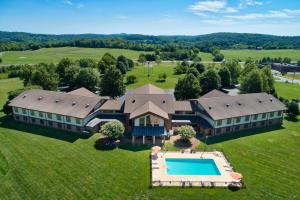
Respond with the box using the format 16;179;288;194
1;31;300;51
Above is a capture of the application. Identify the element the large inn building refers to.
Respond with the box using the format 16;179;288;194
9;84;286;143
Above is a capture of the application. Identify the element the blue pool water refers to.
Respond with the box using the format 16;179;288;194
165;158;221;176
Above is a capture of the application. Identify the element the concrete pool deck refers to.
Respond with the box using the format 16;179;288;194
151;151;242;187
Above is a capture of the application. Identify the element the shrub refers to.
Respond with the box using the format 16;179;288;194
177;125;196;141
126;75;137;84
157;73;167;82
100;121;125;140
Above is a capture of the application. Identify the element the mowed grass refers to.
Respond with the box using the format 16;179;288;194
0;78;299;199
0;47;148;65
221;49;300;61
275;82;300;100
125;63;184;89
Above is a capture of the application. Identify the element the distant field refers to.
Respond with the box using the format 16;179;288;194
284;73;300;80
221;49;300;61
275;82;300;100
0;47;148;65
198;52;213;61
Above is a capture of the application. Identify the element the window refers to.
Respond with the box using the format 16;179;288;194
146;115;151;126
260;121;265;126
277;111;282;116
66;116;71;123
48;121;53;126
227;118;232;125
30;110;35;116
67;125;71;130
14;107;19;113
216;128;221;134
76;118;81;125
217;120;222;126
22;108;26;114
253;122;257;127
16;116;20;120
39;111;43;117
253;114;258;120
226;127;231;132
245;116;250;121
262;113;267;119
23;116;27;121
235;126;240;131
40;119;44;124
236;117;241;123
139;117;145;126
269;121;273;125
57;123;62;128
56;114;62;121
47;113;52;119
270;112;274;118
76;126;81;132
31;118;36;123
244;124;249;129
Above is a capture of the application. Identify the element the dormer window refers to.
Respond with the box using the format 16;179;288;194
85;104;90;108
162;100;166;103
23;95;27;98
132;100;135;103
72;101;76;106
55;99;60;103
226;104;230;107
270;98;273;102
38;96;43;100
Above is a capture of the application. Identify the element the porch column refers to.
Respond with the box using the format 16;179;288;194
162;136;165;144
153;136;155;144
132;136;135;144
142;136;145;144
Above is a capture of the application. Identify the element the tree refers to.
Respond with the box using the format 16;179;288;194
56;58;73;78
241;63;258;77
191;62;205;74
174;73;201;100
157;73;167;82
78;58;97;68
298;60;300;66
177;125;196;141
75;68;100;92
224;60;241;84
63;65;80;88
116;55;129;74
155;55;162;65
240;69;263;93
213;53;224;62
126;75;137;84
287;101;300;119
138;54;146;64
100;66;125;98
100;121;125;140
174;61;189;75
200;69;221;94
19;64;35;86
187;67;200;78
261;67;275;94
218;67;231;88
102;53;116;66
31;63;59;91
0;58;2;63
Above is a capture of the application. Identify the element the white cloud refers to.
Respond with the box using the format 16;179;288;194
77;3;84;8
63;0;72;5
239;0;263;8
227;9;300;20
202;19;236;25
189;0;238;16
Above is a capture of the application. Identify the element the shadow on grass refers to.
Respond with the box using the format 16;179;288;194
284;115;299;122
173;138;192;148
118;144;151;152
0;115;91;143
201;125;285;145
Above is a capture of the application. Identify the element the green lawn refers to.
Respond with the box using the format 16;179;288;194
198;52;214;61
125;63;184;89
275;82;300;100
0;47;148;65
221;49;300;61
0;78;299;199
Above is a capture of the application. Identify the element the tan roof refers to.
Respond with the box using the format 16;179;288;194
124;94;175;114
100;99;124;111
9;90;102;119
130;84;166;94
201;89;228;98
174;101;192;112
68;87;98;98
129;101;169;119
198;93;286;120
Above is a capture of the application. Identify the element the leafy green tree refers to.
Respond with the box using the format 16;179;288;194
138;54;146;64
187;67;200;78
213;53;224;62
200;69;221;94
100;121;125;140
100;66;125;98
157;73;167;82
75;68;100;92
241;63;258;77
224;60;241;84
126;75;137;84
240;69;263;93
56;58;73;78
287;101;300;119
298;60;300;65
63;65;80;88
78;58;97;68
98;60;107;74
19;64;35;86
174;61;189;75
261;67;275;94
218;67;231;88
191;62;205;74
177;125;196;141
174;73;201;100
31;63;59;91
116;55;129;74
102;53;116;66
0;58;2;63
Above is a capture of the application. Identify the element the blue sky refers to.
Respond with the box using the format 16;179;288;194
0;0;300;35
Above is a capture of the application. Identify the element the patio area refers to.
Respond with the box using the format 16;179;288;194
151;151;243;188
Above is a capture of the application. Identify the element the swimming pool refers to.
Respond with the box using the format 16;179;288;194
165;158;221;176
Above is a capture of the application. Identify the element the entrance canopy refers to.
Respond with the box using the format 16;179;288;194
86;118;117;128
132;126;167;136
172;115;212;129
